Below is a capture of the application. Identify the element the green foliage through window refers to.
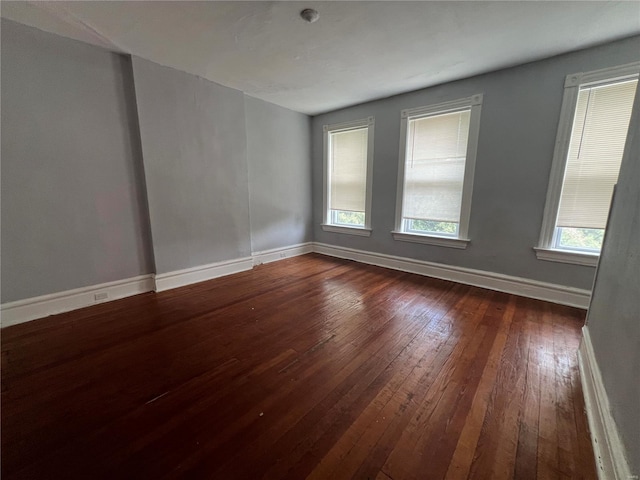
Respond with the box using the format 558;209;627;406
557;227;604;251
406;219;458;236
333;210;365;227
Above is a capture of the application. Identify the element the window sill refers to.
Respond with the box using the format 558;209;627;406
322;224;372;237
533;247;599;267
391;231;469;249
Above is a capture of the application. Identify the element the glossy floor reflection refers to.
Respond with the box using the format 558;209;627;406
1;254;597;479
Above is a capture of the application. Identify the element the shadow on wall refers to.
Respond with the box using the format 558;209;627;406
249;201;310;253
117;54;156;273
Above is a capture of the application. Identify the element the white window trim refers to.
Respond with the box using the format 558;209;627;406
321;224;372;237
536;62;640;265
322;117;375;236
392;94;483;249
533;247;599;267
391;231;469;249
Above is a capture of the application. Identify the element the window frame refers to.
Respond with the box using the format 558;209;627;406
392;94;483;249
322;117;375;237
535;62;640;266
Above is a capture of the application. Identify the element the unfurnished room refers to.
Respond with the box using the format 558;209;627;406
1;1;639;479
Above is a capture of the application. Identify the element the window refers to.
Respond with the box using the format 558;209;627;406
536;63;639;266
322;117;374;236
392;95;483;249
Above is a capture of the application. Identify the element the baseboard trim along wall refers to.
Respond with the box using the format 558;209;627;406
154;256;254;292
1;242;592;327
1;256;256;326
313;242;591;309
252;242;314;266
0;275;155;328
578;326;632;480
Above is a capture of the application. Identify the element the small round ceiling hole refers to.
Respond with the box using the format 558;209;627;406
300;8;319;23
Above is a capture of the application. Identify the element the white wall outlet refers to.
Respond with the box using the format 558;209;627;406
94;292;108;301
280;252;286;258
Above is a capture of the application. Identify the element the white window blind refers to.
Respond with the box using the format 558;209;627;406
556;79;637;229
329;127;368;213
402;109;471;223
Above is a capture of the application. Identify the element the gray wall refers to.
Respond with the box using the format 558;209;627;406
586;82;640;474
131;57;252;274
312;35;640;290
2;20;313;303
244;95;312;252
1;19;154;302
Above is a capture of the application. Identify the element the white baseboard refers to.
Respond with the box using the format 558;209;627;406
1;241;592;328
0;275;155;328
153;256;253;292
252;242;314;266
578;327;633;480
0;246;296;327
312;242;591;309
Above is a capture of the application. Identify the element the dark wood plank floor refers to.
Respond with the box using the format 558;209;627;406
1;253;597;479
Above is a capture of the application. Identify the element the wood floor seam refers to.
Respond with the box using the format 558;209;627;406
1;254;597;480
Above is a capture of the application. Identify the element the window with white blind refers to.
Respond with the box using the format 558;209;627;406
322;117;374;236
393;95;483;249
536;63;639;266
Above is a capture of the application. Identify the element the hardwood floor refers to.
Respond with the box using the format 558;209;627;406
1;253;597;479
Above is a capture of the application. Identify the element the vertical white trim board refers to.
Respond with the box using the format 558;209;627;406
153;256;254;292
578;326;633;480
252;242;314;266
0;275;155;328
312;242;591;309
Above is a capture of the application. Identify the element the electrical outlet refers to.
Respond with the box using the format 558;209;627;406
280;252;286;258
94;292;108;301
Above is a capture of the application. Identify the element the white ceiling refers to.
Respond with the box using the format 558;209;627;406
2;1;640;115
